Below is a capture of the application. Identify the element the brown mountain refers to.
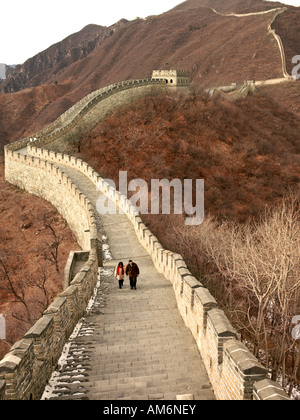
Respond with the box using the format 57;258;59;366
0;0;299;149
1;0;296;94
0;21;128;94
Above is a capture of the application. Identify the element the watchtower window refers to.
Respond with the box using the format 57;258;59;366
170;79;173;84
166;79;168;84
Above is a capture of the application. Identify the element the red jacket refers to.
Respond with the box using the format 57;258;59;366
117;266;124;275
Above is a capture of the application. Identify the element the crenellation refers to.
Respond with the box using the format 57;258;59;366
160;249;169;273
138;221;148;244
43;297;69;337
253;379;291;400
154;246;164;273
207;309;237;366
144;230;154;252
0;339;35;400
183;276;202;308
151;237;160;255
59;286;81;335
223;340;268;400
178;267;191;278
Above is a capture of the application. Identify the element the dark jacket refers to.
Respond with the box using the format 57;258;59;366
126;262;140;277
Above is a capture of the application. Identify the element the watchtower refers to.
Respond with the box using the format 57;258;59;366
152;70;190;87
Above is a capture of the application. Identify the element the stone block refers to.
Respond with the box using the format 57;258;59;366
184;275;203;290
0;354;22;374
194;287;218;310
253;379;290;400
176;394;194;400
24;315;54;341
208;309;236;338
224;340;267;376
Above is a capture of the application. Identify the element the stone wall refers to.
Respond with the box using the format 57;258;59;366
5;152;93;249
104;176;291;400
1;75;290;400
207;77;295;101
208;80;256;102
64;251;90;291
0;257;99;400
1;150;102;400
29;78;167;153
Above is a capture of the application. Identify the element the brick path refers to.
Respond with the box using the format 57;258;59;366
41;164;215;400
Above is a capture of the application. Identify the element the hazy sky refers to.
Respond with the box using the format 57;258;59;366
0;0;299;65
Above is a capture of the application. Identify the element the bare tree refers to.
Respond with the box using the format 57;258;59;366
263;199;300;385
31;262;54;310
0;257;31;321
0;255;55;335
200;196;300;391
42;217;64;272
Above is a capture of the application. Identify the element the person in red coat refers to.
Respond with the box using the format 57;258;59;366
114;262;125;289
125;260;140;290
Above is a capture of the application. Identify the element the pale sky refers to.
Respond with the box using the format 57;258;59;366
0;0;299;65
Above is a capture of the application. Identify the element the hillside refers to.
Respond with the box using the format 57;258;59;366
2;0;292;94
272;7;300;74
0;23;127;94
0;159;80;359
75;88;300;223
0;0;299;149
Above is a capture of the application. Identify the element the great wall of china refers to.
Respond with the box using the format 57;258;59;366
0;68;293;400
0;4;297;401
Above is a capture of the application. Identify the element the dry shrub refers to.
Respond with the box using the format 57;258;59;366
77;91;300;222
160;195;300;396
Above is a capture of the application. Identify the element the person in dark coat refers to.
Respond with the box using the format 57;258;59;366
125;260;140;290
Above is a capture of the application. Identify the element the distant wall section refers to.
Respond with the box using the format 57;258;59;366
31;79;168;153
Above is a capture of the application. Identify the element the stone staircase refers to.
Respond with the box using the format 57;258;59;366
40;164;215;400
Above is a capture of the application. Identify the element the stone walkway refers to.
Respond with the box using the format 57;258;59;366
41;164;215;401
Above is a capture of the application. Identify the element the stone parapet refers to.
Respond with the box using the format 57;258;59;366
0;251;98;399
5;78;167;153
2;140;100;400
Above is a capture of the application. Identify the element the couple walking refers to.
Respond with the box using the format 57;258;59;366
114;260;140;290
